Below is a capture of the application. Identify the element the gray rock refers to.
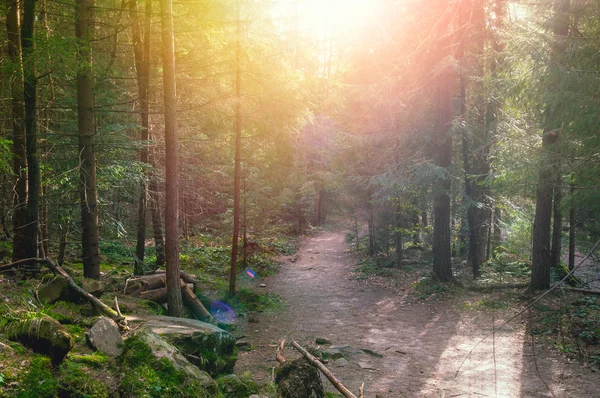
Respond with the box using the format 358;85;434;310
80;279;104;298
135;330;216;391
315;337;331;345
358;361;377;370
249;395;269;398
333;358;349;367
361;348;383;358
137;315;237;376
330;345;350;350
37;275;69;303
86;317;123;358
321;348;343;360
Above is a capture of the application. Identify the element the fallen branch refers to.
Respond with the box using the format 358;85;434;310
290;340;360;398
0;258;128;331
276;339;286;364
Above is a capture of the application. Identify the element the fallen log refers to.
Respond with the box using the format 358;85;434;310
125;273;167;295
180;280;212;321
290;340;360;398
150;270;198;284
0;258;128;331
139;287;168;304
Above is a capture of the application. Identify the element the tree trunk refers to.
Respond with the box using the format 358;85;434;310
160;0;184;317
531;132;559;290
550;166;563;268
131;0;152;273
531;0;569;290
7;0;27;262
568;179;575;271
149;177;165;267
229;0;242;297
57;223;69;266
492;206;502;251
22;0;39;260
76;0;100;279
432;4;455;281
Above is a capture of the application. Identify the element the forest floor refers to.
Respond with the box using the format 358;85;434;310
234;228;599;397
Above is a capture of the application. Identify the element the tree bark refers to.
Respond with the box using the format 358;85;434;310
76;0;100;279
229;0;242;297
149;177;165;267
7;0;27;262
568;179;575;271
131;0;152;274
432;5;455;282
160;0;184;316
550;170;563;269
531;0;569;290
531;132;559;290
22;0;39;260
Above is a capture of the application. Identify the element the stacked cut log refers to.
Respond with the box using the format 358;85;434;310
125;272;212;322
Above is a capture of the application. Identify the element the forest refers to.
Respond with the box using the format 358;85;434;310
1;0;600;397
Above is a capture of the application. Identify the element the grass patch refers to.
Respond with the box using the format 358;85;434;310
225;287;283;313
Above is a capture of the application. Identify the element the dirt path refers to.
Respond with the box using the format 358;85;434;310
235;230;597;397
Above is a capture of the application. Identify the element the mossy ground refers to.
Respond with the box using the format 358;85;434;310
0;233;296;397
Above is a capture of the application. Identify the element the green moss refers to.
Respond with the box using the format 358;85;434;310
119;336;217;398
16;356;59;398
70;352;110;368
140;299;166;316
58;360;109;398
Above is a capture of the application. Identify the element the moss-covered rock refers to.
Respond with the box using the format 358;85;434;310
218;374;257;397
4;315;73;365
138;316;237;376
119;330;218;397
37;275;69;304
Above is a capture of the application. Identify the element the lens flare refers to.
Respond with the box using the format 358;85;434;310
245;269;256;278
210;301;236;324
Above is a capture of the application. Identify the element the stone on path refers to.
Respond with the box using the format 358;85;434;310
315;337;331;345
333;357;349;367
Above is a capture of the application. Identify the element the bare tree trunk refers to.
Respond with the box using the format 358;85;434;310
568;180;575;271
7;0;27;262
531;0;569;290
131;0;152;273
76;0;100;278
22;0;39;260
160;0;184;316
57;223;69;266
149;177;165;266
229;0;242;297
432;3;455;281
492;206;502;251
550;169;563;268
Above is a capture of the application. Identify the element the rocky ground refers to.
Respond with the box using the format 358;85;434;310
235;230;600;397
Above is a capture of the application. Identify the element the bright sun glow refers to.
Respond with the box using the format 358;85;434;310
280;0;383;38
302;0;380;34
